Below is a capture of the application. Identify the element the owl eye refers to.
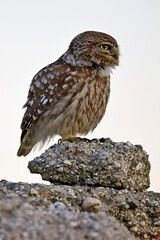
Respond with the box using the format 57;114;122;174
100;44;108;51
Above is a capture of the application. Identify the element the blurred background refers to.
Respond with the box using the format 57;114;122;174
0;0;159;191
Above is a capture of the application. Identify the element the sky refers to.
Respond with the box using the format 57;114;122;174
0;0;160;192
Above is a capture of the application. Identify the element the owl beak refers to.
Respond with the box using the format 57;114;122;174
111;47;119;61
113;53;119;60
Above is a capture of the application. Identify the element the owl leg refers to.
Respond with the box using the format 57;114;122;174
58;135;83;143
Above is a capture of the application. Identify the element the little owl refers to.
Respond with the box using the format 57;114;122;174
17;31;119;156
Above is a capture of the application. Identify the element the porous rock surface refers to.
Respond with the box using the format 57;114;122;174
1;180;160;237
28;138;150;191
0;187;136;240
1;138;160;239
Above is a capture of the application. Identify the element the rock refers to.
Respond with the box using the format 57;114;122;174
0;180;160;236
154;220;160;226
130;226;138;233
28;138;150;191
0;190;136;240
82;197;102;212
53;201;66;210
30;188;38;196
1;138;159;238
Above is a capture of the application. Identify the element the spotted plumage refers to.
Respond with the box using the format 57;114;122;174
17;31;119;156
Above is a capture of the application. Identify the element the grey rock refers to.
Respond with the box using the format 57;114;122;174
0;180;160;236
53;201;66;210
1;138;159;238
28;138;150;191
0;190;136;240
82;197;102;212
154;220;160;226
130;226;138;233
30;188;38;196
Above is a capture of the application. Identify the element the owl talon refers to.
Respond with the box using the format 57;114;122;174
68;137;82;142
58;137;82;143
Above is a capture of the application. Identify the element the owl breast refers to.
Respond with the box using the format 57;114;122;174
55;67;110;138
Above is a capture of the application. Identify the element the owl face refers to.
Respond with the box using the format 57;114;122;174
64;31;119;68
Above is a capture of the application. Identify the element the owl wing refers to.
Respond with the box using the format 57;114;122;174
20;58;78;143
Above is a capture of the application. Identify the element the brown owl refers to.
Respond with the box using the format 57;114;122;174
17;31;119;156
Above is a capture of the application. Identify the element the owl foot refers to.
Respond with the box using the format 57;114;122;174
58;137;83;143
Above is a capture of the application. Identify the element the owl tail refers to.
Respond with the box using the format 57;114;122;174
17;143;33;157
17;130;34;157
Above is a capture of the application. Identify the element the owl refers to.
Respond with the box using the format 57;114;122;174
17;31;119;156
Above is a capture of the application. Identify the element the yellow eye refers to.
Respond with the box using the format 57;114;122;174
100;44;108;51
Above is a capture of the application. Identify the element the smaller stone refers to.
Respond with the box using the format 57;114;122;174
135;162;143;171
82;197;102;213
85;178;92;185
150;200;159;206
63;160;72;166
127;199;139;209
57;167;63;173
135;144;143;149
117;201;128;209
140;212;147;220
30;188;38;196
146;199;159;208
130;226;138;233
70;221;79;227
144;233;148;239
154;220;160;226
139;221;145;227
53;202;66;210
58;224;65;232
126;141;132;147
49;160;56;166
22;232;29;238
6;182;17;190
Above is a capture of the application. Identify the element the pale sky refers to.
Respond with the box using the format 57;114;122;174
0;0;160;192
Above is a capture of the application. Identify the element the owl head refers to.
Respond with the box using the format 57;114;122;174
63;31;119;69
